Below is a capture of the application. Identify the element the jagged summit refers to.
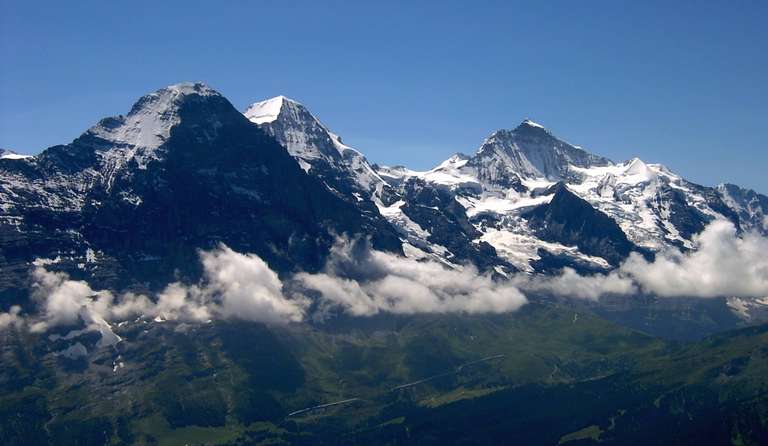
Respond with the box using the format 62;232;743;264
126;82;222;117
516;119;549;133
135;81;219;102
717;183;768;234
624;157;654;179
246;96;361;158
473;120;613;181
86;82;225;151
521;118;545;128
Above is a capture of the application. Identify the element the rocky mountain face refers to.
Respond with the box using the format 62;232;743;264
243;96;402;249
717;183;768;235
0;83;401;299
522;183;635;267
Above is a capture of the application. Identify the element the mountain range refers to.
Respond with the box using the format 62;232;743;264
2;83;768;445
245;93;767;275
2;83;767;322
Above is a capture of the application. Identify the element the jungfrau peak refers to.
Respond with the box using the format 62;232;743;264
472;119;613;182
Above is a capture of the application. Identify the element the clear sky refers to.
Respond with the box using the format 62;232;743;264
1;1;766;192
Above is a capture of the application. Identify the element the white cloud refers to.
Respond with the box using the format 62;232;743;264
17;244;308;333
31;268;98;328
514;220;768;300
29;268;116;332
199;245;307;324
0;305;24;330
296;274;378;316
294;238;528;316
153;283;211;322
619;220;768;298
513;267;636;300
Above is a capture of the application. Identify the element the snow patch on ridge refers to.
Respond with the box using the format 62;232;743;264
375;199;429;240
374;198;452;263
0;149;33;160
378;155;479;189
480;226;611;273
457;194;553;218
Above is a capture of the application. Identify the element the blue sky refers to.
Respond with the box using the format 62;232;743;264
1;1;766;192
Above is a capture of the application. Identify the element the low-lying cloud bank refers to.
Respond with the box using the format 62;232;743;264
294;238;527;317
620;220;768;298
17;246;308;333
516;220;768;300
0;241;526;332
1;220;767;332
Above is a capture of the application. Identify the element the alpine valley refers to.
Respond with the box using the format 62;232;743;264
2;83;768;445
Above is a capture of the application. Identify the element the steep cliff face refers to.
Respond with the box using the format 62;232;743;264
523;183;634;266
717;183;768;235
245;96;402;245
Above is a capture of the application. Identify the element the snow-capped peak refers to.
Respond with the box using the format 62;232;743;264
126;82;221;117
159;81;219;98
88;82;221;150
245;95;388;194
473;120;613;182
520;119;546;129
624;157;654;179
245;94;371;161
244;95;292;124
245;95;341;160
